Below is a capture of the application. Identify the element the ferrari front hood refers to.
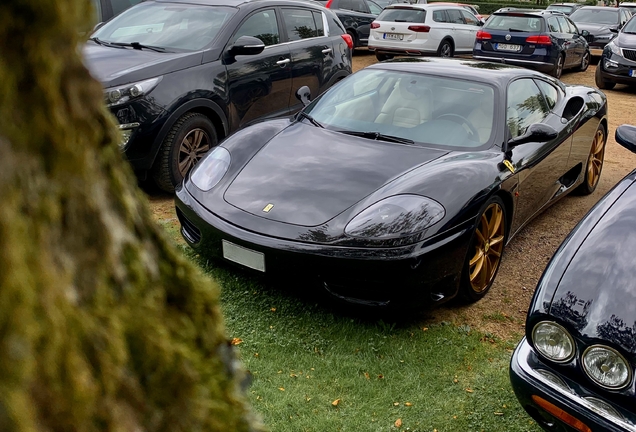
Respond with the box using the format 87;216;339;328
223;123;448;226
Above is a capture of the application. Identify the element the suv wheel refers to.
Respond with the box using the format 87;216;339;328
595;64;616;90
551;54;564;79
437;39;453;57
152;112;217;193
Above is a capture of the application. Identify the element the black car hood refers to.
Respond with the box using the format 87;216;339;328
616;31;636;47
549;182;636;354
575;22;617;35
82;42;202;87
223;123;448;227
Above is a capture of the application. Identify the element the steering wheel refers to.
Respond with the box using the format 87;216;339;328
436;113;479;140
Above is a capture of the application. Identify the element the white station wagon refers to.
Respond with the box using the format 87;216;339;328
368;3;482;61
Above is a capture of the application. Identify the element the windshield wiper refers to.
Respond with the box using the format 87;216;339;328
338;130;414;144
89;37;126;48
297;111;324;128
104;41;168;52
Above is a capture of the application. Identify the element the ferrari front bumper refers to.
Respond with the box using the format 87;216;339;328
175;185;473;308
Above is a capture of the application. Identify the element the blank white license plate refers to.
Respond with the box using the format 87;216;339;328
222;240;265;272
496;43;521;52
384;33;403;40
630;69;636;77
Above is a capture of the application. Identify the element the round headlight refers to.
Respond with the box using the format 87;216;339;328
532;321;575;363
582;345;632;390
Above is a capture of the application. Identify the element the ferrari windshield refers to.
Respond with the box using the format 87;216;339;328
305;69;496;149
92;2;236;51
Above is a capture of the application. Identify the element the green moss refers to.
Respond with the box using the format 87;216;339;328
0;1;262;430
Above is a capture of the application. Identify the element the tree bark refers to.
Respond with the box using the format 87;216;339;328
0;1;262;431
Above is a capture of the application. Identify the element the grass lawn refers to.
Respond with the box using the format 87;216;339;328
162;222;540;432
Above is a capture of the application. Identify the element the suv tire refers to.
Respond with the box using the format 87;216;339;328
595;64;616;90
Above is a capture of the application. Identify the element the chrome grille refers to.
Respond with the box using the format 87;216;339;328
622;49;636;62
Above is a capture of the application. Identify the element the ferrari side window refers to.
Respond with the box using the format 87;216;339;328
535;79;559;110
506;79;549;138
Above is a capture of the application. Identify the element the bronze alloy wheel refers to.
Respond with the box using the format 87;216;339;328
586;128;605;190
178;128;211;176
469;201;505;294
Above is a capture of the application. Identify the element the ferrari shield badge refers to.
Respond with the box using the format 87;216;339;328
263;203;274;213
503;160;515;173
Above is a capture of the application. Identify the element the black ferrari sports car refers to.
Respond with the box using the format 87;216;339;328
175;58;608;308
510;124;636;432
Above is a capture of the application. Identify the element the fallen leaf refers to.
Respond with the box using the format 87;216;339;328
405;402;412;407
271;307;276;312
253;352;259;357
364;372;370;380
395;418;402;428
453;379;458;383
290;373;298;378
494;412;504;416
465;388;474;393
278;387;285;391
422;327;428;331
393;402;400;406
377;374;384;379
231;338;243;345
332;399;340;406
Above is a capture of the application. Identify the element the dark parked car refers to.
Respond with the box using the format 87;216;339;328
473;10;590;78
91;0;144;25
510;124;636;432
569;6;633;57
596;15;636;89
316;0;383;47
175;58;607;309
545;2;583;16
84;0;352;192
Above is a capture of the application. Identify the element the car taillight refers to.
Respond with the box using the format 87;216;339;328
371;22;380;29
408;25;430;32
325;0;333;7
526;35;552;45
341;34;354;50
476;30;491;40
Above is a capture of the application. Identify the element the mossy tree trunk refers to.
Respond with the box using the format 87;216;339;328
0;1;261;430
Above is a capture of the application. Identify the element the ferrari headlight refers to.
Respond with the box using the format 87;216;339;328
190;146;230;191
344;195;445;240
582;345;631;389
104;76;162;107
532;321;575;363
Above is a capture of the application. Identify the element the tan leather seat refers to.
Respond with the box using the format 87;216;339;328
375;78;432;128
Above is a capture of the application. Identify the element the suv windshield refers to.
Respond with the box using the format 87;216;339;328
623;16;636;32
547;5;573;13
569;8;618;24
305;69;496;149
92;2;236;51
377;8;427;22
485;14;544;32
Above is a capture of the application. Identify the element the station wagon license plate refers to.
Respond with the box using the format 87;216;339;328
384;33;403;40
495;43;521;52
222;240;265;272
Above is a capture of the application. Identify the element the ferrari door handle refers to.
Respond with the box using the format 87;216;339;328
322;48;333;54
276;58;290;66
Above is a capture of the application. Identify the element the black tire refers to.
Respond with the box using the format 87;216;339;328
459;196;507;303
595;64;616;90
437;39;454;58
375;53;394;61
576;50;590;72
551;54;564;79
347;30;358;49
575;124;606;195
152;112;217;193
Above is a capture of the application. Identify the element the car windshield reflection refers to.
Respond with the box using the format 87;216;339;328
306;69;496;150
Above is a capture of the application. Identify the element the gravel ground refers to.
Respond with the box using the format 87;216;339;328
148;52;636;340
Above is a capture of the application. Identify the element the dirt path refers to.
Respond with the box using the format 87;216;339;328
148;52;636;340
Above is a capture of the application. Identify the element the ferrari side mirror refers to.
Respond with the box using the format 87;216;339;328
508;123;558;147
615;125;636;153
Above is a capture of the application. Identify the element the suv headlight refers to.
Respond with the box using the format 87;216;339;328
344;195;445;240
606;40;620;56
190;146;230;191
582;345;632;389
104;76;162;107
532;321;575;363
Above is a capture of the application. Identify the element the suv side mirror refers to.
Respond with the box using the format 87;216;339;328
229;36;265;56
615;125;636;153
580;29;589;37
295;86;311;106
508;123;558;147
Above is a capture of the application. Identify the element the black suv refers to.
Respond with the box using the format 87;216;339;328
84;0;352;192
569;6;632;57
596;14;636;89
473;10;590;78
316;0;383;47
